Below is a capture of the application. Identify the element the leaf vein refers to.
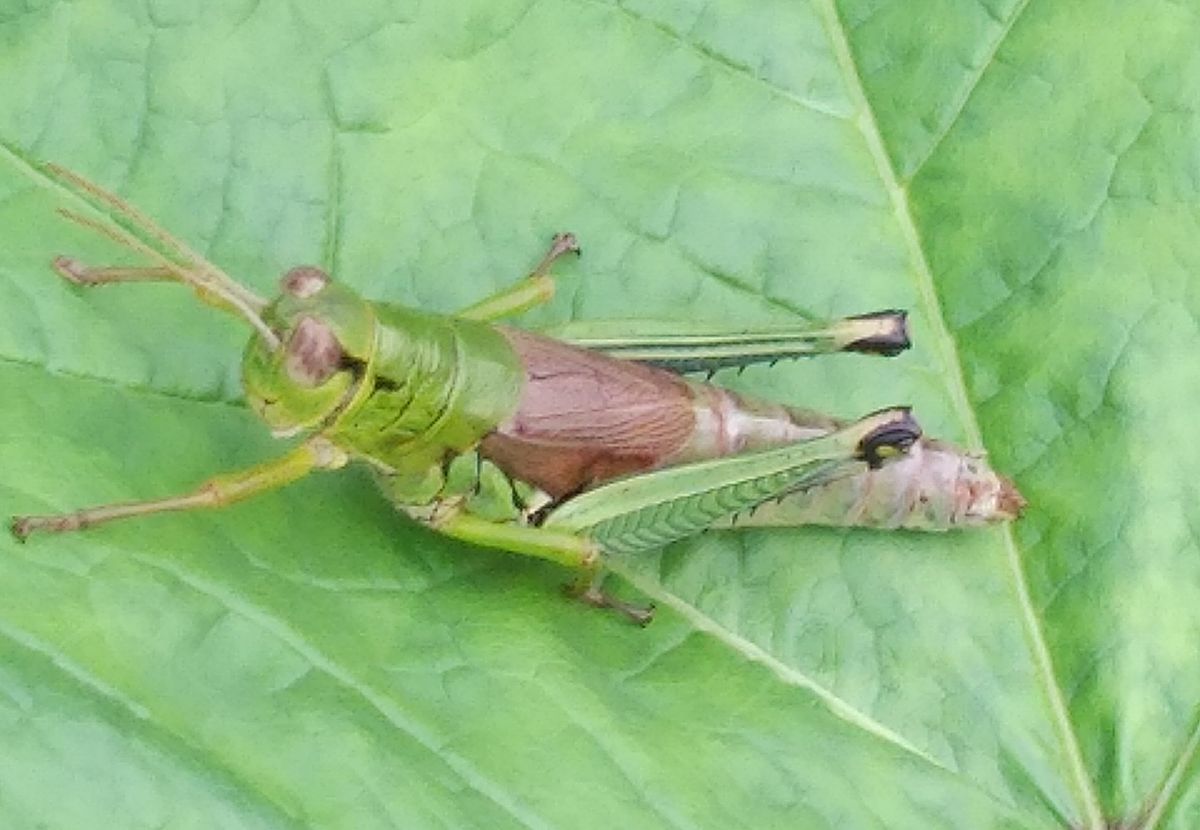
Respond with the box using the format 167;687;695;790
812;0;1104;824
127;552;554;830
0;617;306;829
905;0;1034;181
0;352;246;410
575;0;852;121
606;559;944;767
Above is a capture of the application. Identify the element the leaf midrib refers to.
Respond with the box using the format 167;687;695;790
3;6;1126;823
812;1;1105;827
610;559;943;762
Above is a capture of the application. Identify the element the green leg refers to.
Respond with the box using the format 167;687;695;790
52;256;176;286
47;163;267;312
456;232;580;322
538;310;910;373
11;439;347;539
427;511;653;624
425;410;919;621
45;165;277;345
46;238;250;322
431;511;598;568
541;408;921;554
48;246;244;318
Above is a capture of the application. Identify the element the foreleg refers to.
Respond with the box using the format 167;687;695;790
12;439;347;539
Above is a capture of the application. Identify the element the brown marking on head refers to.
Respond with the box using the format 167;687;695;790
281;266;331;299
284;316;344;387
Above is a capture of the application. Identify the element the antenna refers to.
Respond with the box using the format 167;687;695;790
45;164;280;350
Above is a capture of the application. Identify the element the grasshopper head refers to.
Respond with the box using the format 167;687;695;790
241;267;375;436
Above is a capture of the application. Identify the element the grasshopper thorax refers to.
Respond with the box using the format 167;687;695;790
242;267;376;437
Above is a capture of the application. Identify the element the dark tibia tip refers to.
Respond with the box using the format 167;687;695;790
281;266;331;299
859;407;921;469
845;310;911;357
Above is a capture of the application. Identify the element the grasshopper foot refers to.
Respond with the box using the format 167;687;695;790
564;574;655;626
52;256;91;285
549;232;581;259
50;256;175;287
10;513;85;540
10;515;36;542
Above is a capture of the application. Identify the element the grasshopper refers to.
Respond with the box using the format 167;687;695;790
11;166;1024;623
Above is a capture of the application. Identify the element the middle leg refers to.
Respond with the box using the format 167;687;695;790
425;510;653;623
456;232;580;322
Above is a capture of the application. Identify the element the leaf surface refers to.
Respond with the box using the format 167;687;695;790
1;1;1197;827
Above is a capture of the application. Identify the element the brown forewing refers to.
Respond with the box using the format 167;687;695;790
479;327;696;497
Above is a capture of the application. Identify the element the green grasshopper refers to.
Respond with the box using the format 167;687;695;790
10;166;1024;623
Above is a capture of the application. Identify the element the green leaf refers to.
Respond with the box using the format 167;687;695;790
1;0;1196;827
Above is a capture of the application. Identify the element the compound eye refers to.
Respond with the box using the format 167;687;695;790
280;266;331;299
284;316;343;387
